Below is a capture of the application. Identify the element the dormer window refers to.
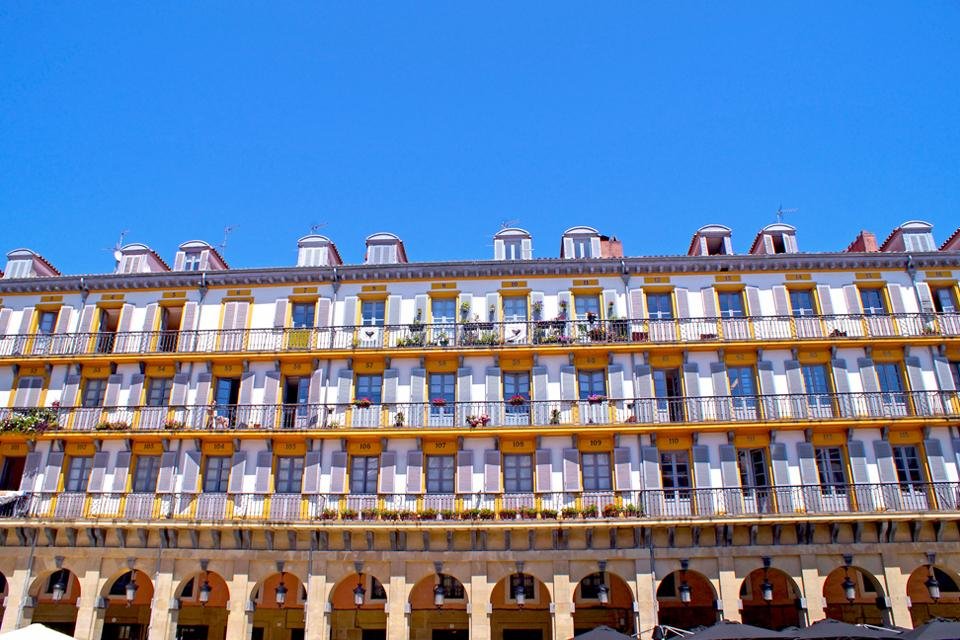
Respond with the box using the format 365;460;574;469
573;238;592;258
504;238;522;260
364;233;407;265
367;244;397;265
904;232;935;252
296;235;342;267
493;228;533;261
183;252;202;272
705;237;727;255
560;226;602;259
5;260;30;279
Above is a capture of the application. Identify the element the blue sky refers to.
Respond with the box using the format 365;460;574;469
1;3;958;273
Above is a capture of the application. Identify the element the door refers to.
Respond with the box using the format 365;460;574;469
175;626;209;640
433;631;468;640
737;448;771;513
282;377;310;428
0;457;25;490
101;623;146;640
653;368;683;423
503;631;541;640
660;451;692;515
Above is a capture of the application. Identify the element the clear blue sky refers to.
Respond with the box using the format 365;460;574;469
2;4;958;274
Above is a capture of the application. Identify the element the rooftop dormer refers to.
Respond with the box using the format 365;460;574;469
2;248;60;279
560;226;602;259
115;243;170;274
493;228;532;261
297;235;343;267
364;232;408;265
689;224;733;256
173;240;229;272
749;223;799;255
880;220;936;252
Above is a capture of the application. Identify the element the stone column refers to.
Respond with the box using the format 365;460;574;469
879;552;912;628
385;571;409;640
634;560;658;636
551;573;575;640
73;564;107;640
303;569;330;640
467;573;492;640
716;556;741;622
225;561;253;640
148;558;178;640
799;564;825;624
0;565;34;632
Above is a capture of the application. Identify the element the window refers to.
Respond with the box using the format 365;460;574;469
572;237;592;259
81;379;107;408
951;361;960;391
503;372;530;415
815;447;847;494
37;310;57;334
361;300;385;327
660;451;691;497
859;289;887;315
727;366;758;410
876;363;906;406
291;303;315;329
46;570;71;595
132;456;160;493
438;574;465;599
580;573;606;599
215;378;240;409
183;253;202;272
350;456;378;494
426;455;455;493
503;454;533;492
109;572;137;597
802;364;831;396
432;299;456;323
65;456;94;492
145;378;173;407
367;244;397;265
5;260;30;279
429;373;455;407
355;374;383;405
932;287;958;313
582;452;612;491
203;456;231;493
502;296;527;322
653;368;683;421
275;456;305;494
737;448;769;488
647;293;674;320
717;291;745;318
578;370;606;400
370;577;387;600
503;238;523;261
509;574;535;600
789;290;816;317
892;445;925;487
574;295;601;320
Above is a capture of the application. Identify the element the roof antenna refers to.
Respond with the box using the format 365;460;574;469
310;222;328;235
106;230;129;265
219;226;237;254
775;204;798;224
499;219;520;230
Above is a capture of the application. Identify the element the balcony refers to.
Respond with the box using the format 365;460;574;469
2;390;956;435
5;482;958;525
0;312;957;359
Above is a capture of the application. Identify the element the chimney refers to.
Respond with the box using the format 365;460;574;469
599;235;623;258
845;230;878;253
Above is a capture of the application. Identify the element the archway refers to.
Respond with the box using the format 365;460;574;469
823;565;887;625
907;563;960;626
175;570;230;640
738;566;802;630
28;567;81;635
490;571;552;640
329;568;388;640
656;569;717;631
100;569;154;640
251;571;306;640
572;570;635;636
408;570;468;640
0;571;8;628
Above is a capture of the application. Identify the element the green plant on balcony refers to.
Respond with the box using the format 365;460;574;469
623;503;642;517
463;507;481;519
398;509;417;521
532;300;543;320
478;508;495;520
561;506;580;519
440;509;457;520
393;412;405;427
520;506;539;519
361;508;378;520
549;409;561;425
95;421;130;431
419;508;438;520
379;509;399;521
341;508;358;520
498;508;517;519
318;508;339;520
354;397;372;409
582;504;599;518
602;503;621;518
164;420;186;430
0;408;58;434
466;414;490;428
540;508;558;519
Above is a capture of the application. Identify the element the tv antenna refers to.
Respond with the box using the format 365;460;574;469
499;219;520;230
106;229;130;265
219;226;237;253
775;205;798;224
310;222;328;234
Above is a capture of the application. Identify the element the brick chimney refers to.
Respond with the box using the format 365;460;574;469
845;230;878;253
599;235;623;258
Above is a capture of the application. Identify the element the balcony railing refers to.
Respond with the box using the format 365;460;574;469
5;482;958;524
2;390;956;434
0;312;957;358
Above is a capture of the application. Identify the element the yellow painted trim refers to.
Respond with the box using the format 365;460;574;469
500;355;534;371
648;352;683;368
65;441;96;455
201;440;234;455
811;431;847;447
797;350;831;365
577;434;613;452
572;353;606;368
724;350;758;365
354;358;386;374
872;348;904;362
658;434;692;450
424;356;458;373
500;437;535;453
733;432;770;448
346;439;382;455
81;364;112;379
274;440;307;456
888;428;923;444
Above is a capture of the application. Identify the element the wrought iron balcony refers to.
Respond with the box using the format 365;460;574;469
5;482;958;525
2;390;956;435
0;312;957;359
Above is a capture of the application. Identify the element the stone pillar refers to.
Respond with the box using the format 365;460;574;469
225;562;253;640
385;572;409;640
551;573;575;640
879;552;912;629
634;561;658;636
716;556;741;622
0;566;34;632
467;573;492;640
148;558;178;640
303;570;330;640
73;565;107;640
799;565;825;624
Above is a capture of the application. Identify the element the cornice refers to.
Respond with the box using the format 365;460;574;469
0;252;956;295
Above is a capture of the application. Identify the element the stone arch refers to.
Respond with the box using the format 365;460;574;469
174;570;230;640
27;567;81;636
823;565;887;626
907;563;960;626
656;569;718;630
249;571;307;640
490;572;553;640
329;570;388;637
408;572;469;640
738;567;802;630
98;569;154;639
572;570;636;636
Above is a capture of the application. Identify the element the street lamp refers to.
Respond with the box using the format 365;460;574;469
679;559;691;605
353;581;366;608
925;553;941;602
434;582;446;608
761;557;773;604
513;579;526;608
275;575;288;607
597;560;609;606
51;572;67;602
842;555;856;603
125;572;139;605
199;579;212;606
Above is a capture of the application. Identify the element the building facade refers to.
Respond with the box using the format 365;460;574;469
0;222;958;640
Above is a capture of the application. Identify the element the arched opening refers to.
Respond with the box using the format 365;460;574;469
656;569;718;631
408;571;468;640
0;571;8;628
99;569;154;640
490;572;552;640
329;569;388;640
175;570;230;640
251;572;306;640
907;564;960;626
29;568;81;635
738;567;802;630
572;571;635;636
823;565;887;625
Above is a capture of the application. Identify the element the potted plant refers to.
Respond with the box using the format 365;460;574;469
541;508;558;519
508;395;527;406
520;506;539;519
623;503;642;517
394;411;405;427
440;509;457;520
431;397;447;407
459;301;471;320
380;509;399;521
419;508;438;520
318;508;339;521
561;506;580;519
499;508;518;520
602;503;621;518
532;300;543;320
466;414;490;428
354;397;372;409
587;394;607;405
341;508;358;520
478;508;495;520
549;409;562;425
398;509;417;521
582;504;599;518
361;508;378;520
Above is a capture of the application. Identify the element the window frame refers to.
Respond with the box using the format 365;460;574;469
425;454;455;494
581;451;612;491
503;453;534;493
202;455;231;493
349;455;379;494
360;300;386;327
275;456;305;494
132;455;161;493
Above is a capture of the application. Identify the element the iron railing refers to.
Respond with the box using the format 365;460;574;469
2;390;955;433
5;482;958;524
0;312;957;358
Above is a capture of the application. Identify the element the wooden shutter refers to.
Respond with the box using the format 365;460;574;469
263;370;281;408
335;368;352;406
816;285;834;315
116;304;135;351
302;452;321;494
674;288;690;318
640;446;662;490
87;452;110;493
858;358;880;393
916;283;935;314
382;368;399;405
692;445;713;514
413;295;428;323
485;367;500;403
757;360;778;419
61;374;81;407
104;374;123;407
0;309;11;335
181;449;202;493
532;366;548;402
238;370;256;405
195;373;212;407
156;452;178;493
316;298;331;328
406;451;423;494
112;452;132;492
613;447;632;491
535;449;552;493
341;296;358;326
796;443;821;512
772;286;790;316
329;451;348;494
484;450;501;493
386;295;401;326
409;368;426;403
701;287;718;318
629;288;645;319
486;293;499;322
220;302;237;332
233;302;250;331
16;308;34;336
77;304;97;334
769;443;792;511
710;361;730;421
607;364;624;401
457;368;472;403
602;289;618;318
20;452;43;492
718;445;739;488
562;448;581;492
560;366;577;401
253;451;273;494
228;452;247;493
745;286;762;317
683;362;701;421
933;356;956;391
784;360;806;418
41;452;64;492
843;285;863;314
273;300;288;328
378;451;397;494
170;374;189;406
54;308;72;334
887;284;907;314
456;450;474;493
924;439;949;484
